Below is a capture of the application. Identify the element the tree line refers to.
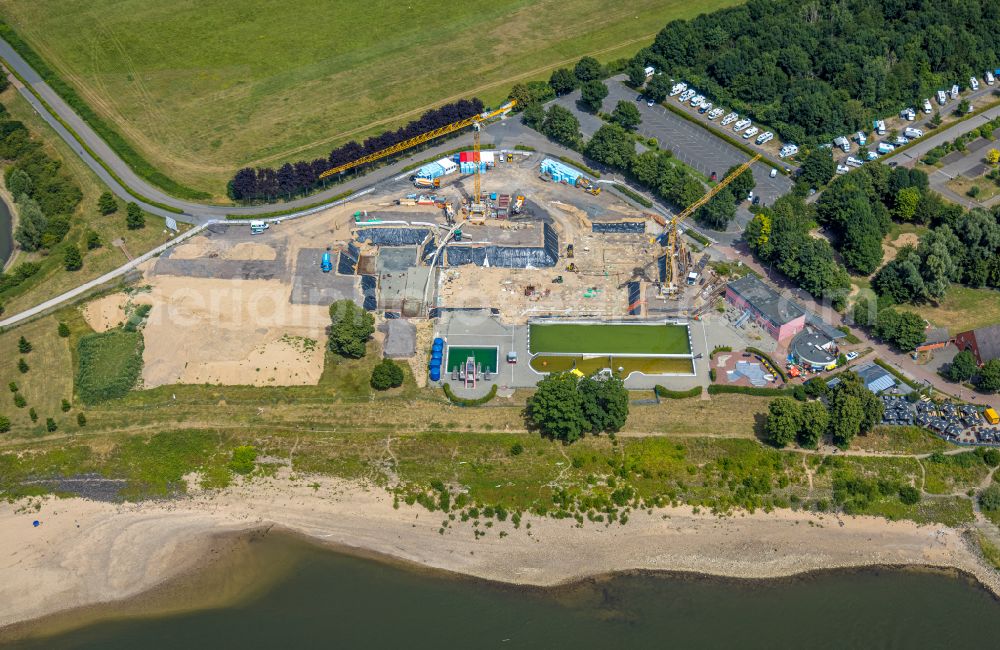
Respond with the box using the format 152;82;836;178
627;0;1000;143
0;101;82;253
228;98;484;202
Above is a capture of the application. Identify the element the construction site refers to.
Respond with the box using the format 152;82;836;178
98;103;757;394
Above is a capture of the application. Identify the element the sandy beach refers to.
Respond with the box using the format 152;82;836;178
1;472;997;633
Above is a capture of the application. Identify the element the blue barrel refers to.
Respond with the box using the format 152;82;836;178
433;337;445;348
431;350;443;361
429;366;441;382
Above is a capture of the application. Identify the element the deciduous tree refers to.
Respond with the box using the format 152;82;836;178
580;80;608;113
765;397;802;447
611;100;642;131
527;372;587;442
327;299;374;359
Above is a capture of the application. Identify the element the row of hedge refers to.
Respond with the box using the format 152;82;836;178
557;155;600;178
612;183;653;208
745;347;787;382
654;385;702;399
443;383;498;406
707;384;792;397
873;358;922;391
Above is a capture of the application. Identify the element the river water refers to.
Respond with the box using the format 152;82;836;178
8;532;1000;649
0;195;11;269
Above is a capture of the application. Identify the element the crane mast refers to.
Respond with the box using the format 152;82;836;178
665;154;760;296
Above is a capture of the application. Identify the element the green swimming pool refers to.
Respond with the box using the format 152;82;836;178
445;346;498;373
528;322;690;355
529;355;695;376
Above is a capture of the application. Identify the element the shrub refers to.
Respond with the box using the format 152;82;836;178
60;398;71;412
76;412;86;427
980;448;1000;468
57;322;70;337
13;393;26;408
707;384;792;397
710;345;732;359
45;417;56;432
17;358;28;373
370;358;405;390
229;445;258;475
0;414;9;432
28;407;36;422
63;244;82;271
85;230;101;250
17;336;31;353
98;191;117;215
76;329;144;404
443;383;498;406
979;484;1000;511
510;442;524;456
125;202;145;229
898;485;921;505
654;385;702;399
8;381;17;392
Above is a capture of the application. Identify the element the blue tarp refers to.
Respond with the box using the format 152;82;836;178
445;224;559;268
361;275;377;311
337;242;359;275
627;281;642;315
356;228;431;246
593;221;645;234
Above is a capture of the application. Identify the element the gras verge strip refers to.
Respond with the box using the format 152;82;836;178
0;23;203;208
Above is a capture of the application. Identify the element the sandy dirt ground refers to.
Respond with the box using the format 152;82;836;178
169;236;277;261
81;293;130;332
882;232;920;265
1;472;997;632
139;275;328;388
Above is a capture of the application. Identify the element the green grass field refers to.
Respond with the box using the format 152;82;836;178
446;346;498;373
529;323;691;354
0;0;740;200
76;329;144;404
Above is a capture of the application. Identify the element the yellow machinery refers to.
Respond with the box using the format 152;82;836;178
319;100;516;182
664;154;761;296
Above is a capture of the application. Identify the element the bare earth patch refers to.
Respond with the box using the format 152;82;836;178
139;275;328;388
881;232;920;265
81;293;129;332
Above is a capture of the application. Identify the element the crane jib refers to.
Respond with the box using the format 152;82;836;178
318;100;516;180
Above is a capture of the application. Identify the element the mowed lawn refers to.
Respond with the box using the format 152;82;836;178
0;0;740;199
899;285;1000;335
529;323;691;354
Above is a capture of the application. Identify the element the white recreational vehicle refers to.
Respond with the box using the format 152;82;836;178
250;220;269;235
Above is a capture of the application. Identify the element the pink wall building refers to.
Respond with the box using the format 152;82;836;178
725;275;806;342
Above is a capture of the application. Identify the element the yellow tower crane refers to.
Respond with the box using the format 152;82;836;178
319;100;516;182
665;154;761;296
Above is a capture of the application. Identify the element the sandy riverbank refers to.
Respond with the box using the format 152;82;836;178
1;472;998;633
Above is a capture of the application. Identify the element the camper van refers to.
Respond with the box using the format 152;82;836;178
903;127;923;139
833;136;850;152
733;119;751;132
873;120;886;135
743;126;760;139
846;156;864;168
756;131;774;145
877;142;895;155
937;90;947;105
923;98;933;113
669;82;687;97
778;144;799;158
721;112;739;126
707;107;724;120
970;76;980;91
950;84;960;100
644;66;655;79
250;220;269;235
986;71;996;86
855;131;867;146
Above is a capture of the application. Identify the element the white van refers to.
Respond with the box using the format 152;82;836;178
250;220;269;235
